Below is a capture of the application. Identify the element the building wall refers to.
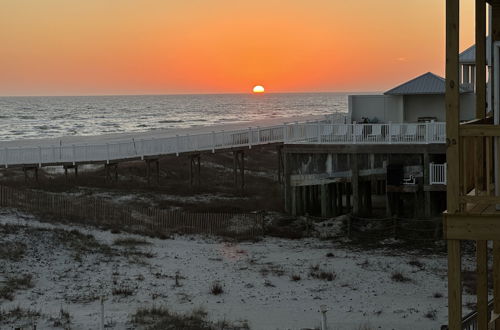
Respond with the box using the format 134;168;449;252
459;93;476;121
349;93;476;123
403;95;445;122
403;93;475;122
348;95;403;123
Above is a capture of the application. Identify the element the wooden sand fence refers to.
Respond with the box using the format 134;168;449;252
0;185;264;238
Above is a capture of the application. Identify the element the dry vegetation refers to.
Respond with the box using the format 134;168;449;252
0;147;283;214
131;306;250;330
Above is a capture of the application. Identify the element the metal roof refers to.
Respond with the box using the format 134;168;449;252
459;36;491;64
384;72;448;95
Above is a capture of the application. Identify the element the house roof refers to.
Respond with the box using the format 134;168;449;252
459;36;491;64
384;72;448;95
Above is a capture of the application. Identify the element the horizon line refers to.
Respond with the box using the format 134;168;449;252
0;90;383;98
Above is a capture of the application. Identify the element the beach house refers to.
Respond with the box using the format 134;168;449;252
348;71;476;124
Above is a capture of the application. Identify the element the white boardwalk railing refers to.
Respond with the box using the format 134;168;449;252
0;121;446;168
430;163;447;185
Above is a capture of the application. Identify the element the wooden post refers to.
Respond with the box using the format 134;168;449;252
240;151;244;191
365;181;372;216
197;155;201;187
277;146;283;184
423;152;431;218
146;160;151;185
494;241;500;317
345;182;351;212
320;184;328;217
476;0;486;193
233;151;238;188
190;156;194;187
446;0;462;327
477;240;488;330
302;185;308;215
291;186;297;216
331;183;338;216
351;154;360;215
446;0;461;214
448;240;462;330
337;182;343;214
155;159;160;185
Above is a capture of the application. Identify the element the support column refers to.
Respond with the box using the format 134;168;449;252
277;146;283;184
320;184;330;217
337;182;343;215
448;240;462;330
296;186;304;216
494;241;500;326
445;0;462;326
302;185;309;215
477;240;488;330
146;160;151;185
105;163;118;183
291;186;297;216
331;183;338;216
351;154;360;215
283;152;291;213
154;160;160;185
423;152;431;218
190;155;201;188
240;151;244;191
345;183;351;212
232;151;244;191
309;185;315;215
365;181;372;215
386;192;392;217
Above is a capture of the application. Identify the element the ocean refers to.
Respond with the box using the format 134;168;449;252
0;93;348;141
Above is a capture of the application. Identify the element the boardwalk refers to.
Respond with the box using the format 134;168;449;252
0;114;445;168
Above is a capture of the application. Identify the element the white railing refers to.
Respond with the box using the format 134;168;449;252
430;163;447;185
285;122;446;145
0;121;446;167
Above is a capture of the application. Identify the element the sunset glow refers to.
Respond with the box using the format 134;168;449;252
253;85;265;93
0;0;476;96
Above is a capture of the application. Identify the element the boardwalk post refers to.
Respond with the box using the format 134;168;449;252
240;151;245;191
248;127;252;149
176;135;179;156
197;155;201;187
212;131;215;153
38;146;42;167
106;143;110;164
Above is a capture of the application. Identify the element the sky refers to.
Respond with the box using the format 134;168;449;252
0;0;476;96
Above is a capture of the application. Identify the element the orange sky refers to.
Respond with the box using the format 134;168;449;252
0;0;476;96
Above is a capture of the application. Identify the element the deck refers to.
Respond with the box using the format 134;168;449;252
0;117;446;168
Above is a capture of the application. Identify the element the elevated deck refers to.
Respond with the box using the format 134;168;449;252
0;119;446;169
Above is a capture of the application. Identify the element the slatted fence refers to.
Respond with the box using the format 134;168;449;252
0;185;264;238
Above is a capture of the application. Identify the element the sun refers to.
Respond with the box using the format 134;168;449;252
252;85;265;93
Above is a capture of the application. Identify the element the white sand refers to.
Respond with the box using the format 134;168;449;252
0;209;473;330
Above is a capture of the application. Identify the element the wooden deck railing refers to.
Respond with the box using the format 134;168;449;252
454;118;498;209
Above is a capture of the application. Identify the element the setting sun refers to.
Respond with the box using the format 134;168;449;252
252;85;265;93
